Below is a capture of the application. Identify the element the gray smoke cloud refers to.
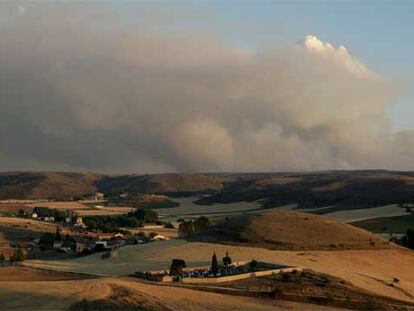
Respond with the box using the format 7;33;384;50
0;3;412;173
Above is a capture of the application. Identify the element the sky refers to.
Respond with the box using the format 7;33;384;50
0;1;414;173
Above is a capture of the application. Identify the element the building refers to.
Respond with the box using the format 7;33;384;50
151;234;169;241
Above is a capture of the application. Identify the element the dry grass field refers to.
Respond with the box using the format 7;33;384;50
127;227;179;238
23;239;414;304
24;201;89;210
0;217;57;233
0;267;344;311
75;206;134;216
192;210;396;251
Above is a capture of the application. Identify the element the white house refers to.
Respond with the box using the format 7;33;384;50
151;234;169;241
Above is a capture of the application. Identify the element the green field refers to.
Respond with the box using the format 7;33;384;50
351;213;414;234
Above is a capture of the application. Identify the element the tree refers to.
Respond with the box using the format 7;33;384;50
407;229;414;249
39;232;55;248
0;253;5;261
55;227;62;241
164;222;175;229
249;259;258;272
222;251;232;266
133;209;158;223
169;259;186;276
211;252;219;276
84;219;98;230
178;221;194;238
10;248;25;262
194;216;211;232
148;232;158;239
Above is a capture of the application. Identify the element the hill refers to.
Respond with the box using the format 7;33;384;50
24;239;414;304
2;171;414;211
0;268;339;311
0;172;101;200
0;172;224;200
95;173;223;196
192;210;395;251
196;171;414;209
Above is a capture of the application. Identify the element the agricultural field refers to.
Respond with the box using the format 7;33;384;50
22;239;414;304
314;204;410;223
155;197;262;222
74;206;134;217
24;201;90;210
352;214;414;234
0;267;337;311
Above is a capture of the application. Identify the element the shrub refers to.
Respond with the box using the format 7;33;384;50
10;248;25;262
164;222;175;229
169;259;186;276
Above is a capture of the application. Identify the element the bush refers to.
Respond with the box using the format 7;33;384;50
164;222;175;229
169;259;186;276
148;232;158;239
178;217;212;238
178;221;194;238
10;248;25;262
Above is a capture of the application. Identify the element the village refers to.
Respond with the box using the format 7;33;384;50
0;192;175;261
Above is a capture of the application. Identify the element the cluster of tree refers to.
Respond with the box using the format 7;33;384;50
84;209;159;233
178;216;211;238
391;229;414;250
0;248;26;262
169;259;186;276
32;206;67;221
10;248;26;262
39;227;64;248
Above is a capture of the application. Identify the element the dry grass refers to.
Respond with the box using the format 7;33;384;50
0;217;57;232
0;266;93;281
193;210;396;251
127;227;179;238
23;239;414;304
24;201;89;210
75;206;134;216
0;274;342;311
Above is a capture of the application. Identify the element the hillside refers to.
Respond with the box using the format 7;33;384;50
0;268;339;311
0;172;223;200
192;210;396;251
24;239;414;304
95;173;223;196
0;172;101;200
2;171;414;211
196;171;414;209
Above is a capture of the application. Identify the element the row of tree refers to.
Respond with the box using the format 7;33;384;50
391;229;414;250
178;216;211;238
84;209;159;232
0;248;26;262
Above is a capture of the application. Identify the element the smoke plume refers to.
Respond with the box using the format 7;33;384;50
0;3;411;173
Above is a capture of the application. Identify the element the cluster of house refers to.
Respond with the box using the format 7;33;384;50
30;210;85;227
37;232;129;255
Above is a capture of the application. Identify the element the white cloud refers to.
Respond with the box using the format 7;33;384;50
303;35;374;78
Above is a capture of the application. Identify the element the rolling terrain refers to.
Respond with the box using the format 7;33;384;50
2;171;414;213
22;210;414;306
191;210;395;251
0;267;340;311
0;172;102;200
